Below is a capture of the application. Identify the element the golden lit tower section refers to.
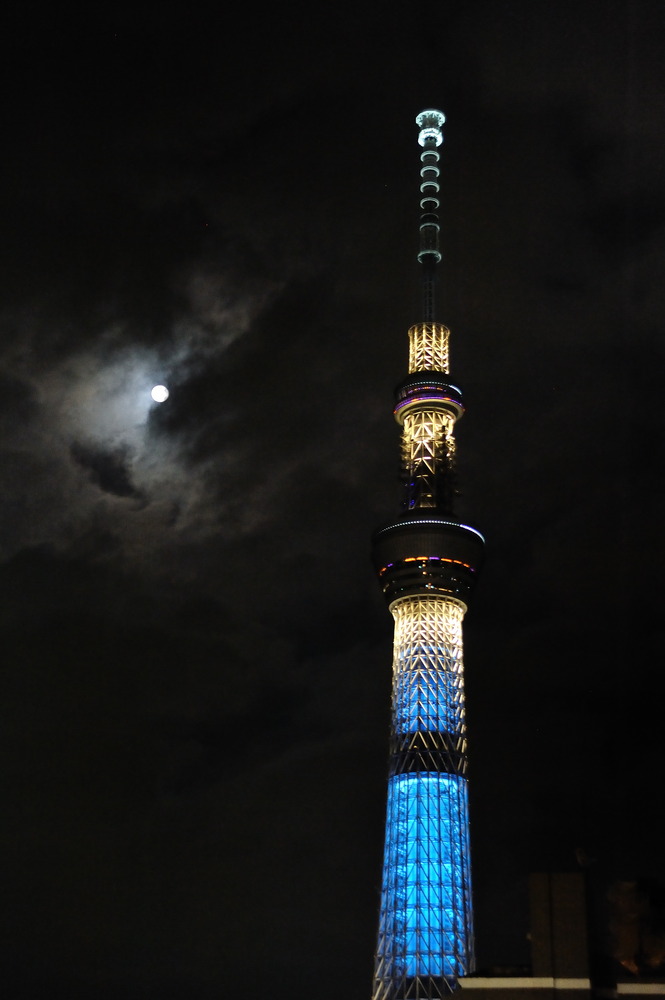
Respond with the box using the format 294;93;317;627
370;110;485;1000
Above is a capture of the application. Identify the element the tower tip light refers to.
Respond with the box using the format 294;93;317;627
416;109;445;147
416;110;446;314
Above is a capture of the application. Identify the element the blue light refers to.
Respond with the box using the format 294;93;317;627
394;646;463;735
377;772;473;982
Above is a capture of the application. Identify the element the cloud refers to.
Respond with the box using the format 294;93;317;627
69;440;145;501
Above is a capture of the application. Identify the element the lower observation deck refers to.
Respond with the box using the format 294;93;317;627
372;515;485;606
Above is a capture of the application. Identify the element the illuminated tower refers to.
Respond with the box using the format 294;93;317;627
371;110;485;1000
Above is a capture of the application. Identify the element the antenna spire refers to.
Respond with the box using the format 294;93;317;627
415;109;445;322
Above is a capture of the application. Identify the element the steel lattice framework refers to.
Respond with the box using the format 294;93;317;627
392;597;466;739
374;772;472;1000
408;323;450;375
372;598;473;1000
370;110;484;1000
401;410;456;511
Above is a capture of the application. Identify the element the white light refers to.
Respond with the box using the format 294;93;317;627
418;127;443;147
151;385;169;403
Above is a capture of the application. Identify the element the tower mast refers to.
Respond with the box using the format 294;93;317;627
371;111;485;999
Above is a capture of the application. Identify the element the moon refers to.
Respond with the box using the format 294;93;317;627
151;385;169;403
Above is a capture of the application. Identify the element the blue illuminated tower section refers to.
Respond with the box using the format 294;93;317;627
371;111;485;1000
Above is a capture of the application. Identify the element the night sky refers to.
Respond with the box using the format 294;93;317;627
2;2;664;997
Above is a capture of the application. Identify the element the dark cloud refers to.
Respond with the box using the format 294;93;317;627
70;440;145;500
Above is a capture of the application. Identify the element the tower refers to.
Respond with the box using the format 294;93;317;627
371;111;485;999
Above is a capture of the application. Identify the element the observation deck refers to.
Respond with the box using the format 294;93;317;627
371;514;485;606
393;371;465;424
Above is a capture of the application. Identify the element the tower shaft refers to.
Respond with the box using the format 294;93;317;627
371;112;484;1000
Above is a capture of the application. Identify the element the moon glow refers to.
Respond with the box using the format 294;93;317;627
151;385;169;403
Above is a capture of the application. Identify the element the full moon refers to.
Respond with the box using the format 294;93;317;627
151;385;169;403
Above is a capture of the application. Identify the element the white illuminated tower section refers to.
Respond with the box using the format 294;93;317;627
371;111;485;1000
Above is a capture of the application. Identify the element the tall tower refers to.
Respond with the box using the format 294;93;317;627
371;110;485;1000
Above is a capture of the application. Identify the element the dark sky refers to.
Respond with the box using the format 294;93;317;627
2;1;664;997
